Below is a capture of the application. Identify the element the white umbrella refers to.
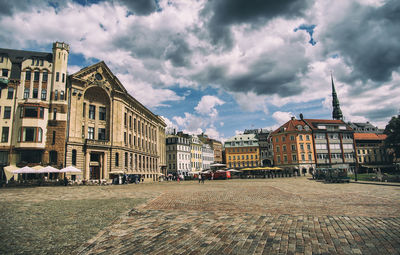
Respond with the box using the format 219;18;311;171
210;163;226;167
12;166;35;174
39;166;60;173
60;166;82;173
216;169;226;173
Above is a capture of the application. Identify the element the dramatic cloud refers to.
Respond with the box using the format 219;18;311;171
1;0;399;137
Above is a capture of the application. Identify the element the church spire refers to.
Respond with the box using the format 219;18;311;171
331;73;343;120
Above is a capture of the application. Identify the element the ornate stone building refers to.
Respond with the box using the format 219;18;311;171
66;61;166;181
0;43;166;182
224;133;260;169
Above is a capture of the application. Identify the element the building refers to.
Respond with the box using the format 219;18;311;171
0;42;69;170
202;143;214;170
348;122;383;134
354;133;388;167
0;43;167;182
198;133;222;163
271;117;315;173
257;129;274;166
303;118;356;170
66;61;166;182
190;135;202;172
166;133;190;176
224;133;260;169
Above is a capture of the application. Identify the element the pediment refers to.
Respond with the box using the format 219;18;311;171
70;61;127;94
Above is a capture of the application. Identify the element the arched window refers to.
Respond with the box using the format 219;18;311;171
72;150;77;166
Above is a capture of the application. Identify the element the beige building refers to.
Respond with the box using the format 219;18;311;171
190;135;202;172
66;61;166;182
0;42;69;168
0;43;166;182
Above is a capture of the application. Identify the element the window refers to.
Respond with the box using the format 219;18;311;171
307;144;311;150
88;127;94;139
4;107;11;119
34;71;40;81
308;154;312;161
284;155;287;162
89;105;95;119
53;108;57;120
60;91;64;100
125;152;128;167
98;128;106;140
1;127;9;142
292;155;297;161
99;107;106;120
129;134;132;145
24;89;29;99
56;72;59;82
299;135;303;141
276;146;280;153
283;145;286;152
32;88;38;98
21;106;44;118
301;154;305;161
19;127;42;142
42;71;48;82
115;153;119;167
7;87;14;99
290;135;295;141
2;69;8;77
41;89;46;100
306;135;310;141
49;151;57;165
129;116;132;129
72;150;77;166
277;155;281;163
282;136;286;142
291;144;296;151
329;143;340;150
124;113;127;126
124;132;127;144
83;103;86;117
62;73;65;83
25;70;31;81
54;90;58;100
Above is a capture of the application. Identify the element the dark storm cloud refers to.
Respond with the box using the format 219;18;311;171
193;45;308;97
202;0;311;48
354;107;398;121
117;0;157;16
164;38;192;67
322;0;400;83
0;0;69;16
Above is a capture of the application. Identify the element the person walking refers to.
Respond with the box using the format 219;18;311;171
201;174;205;184
198;174;202;184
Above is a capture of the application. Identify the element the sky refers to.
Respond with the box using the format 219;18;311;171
0;0;399;142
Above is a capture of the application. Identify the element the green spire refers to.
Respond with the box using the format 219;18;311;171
331;74;343;120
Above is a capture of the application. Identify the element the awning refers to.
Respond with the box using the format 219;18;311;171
109;171;124;175
4;165;18;181
60;166;82;173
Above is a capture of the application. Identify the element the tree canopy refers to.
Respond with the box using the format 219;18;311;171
384;115;400;162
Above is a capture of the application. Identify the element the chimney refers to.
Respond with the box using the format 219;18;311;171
300;113;304;120
291;117;295;120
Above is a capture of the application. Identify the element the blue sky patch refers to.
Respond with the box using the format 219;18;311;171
294;24;317;46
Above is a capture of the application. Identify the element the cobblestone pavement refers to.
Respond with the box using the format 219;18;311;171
74;178;400;254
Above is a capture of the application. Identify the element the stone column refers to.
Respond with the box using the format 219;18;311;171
99;153;103;179
103;151;108;180
85;150;90;180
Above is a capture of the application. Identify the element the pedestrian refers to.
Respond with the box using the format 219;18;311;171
201;174;205;184
198;174;202;184
63;176;68;186
141;176;144;183
177;175;180;183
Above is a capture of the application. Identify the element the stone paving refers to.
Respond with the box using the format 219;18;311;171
75;178;400;255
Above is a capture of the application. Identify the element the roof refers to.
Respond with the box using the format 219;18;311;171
354;133;387;141
304;119;353;131
224;133;259;147
271;119;310;135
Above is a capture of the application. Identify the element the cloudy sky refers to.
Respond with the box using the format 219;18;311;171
1;0;399;141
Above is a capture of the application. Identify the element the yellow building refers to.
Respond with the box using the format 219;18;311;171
224;134;260;169
190;135;202;172
66;61;166;182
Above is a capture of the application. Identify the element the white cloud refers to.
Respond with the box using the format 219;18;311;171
195;95;225;118
231;92;269;114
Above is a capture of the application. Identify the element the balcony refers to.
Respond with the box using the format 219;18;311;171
84;139;111;148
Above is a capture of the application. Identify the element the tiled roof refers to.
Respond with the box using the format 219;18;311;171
271;119;310;135
354;133;387;140
224;133;259;147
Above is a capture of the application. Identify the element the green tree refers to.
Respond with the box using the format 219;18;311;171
384;115;400;162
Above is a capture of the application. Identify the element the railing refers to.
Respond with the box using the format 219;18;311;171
85;139;111;147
